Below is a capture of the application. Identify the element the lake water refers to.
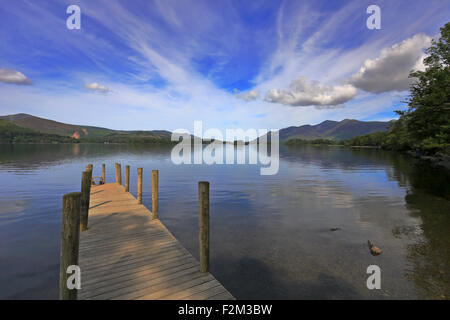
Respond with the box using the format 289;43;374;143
0;144;449;299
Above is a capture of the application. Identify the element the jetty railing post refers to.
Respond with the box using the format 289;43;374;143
117;164;122;185
125;165;130;192
80;171;92;231
198;181;210;273
102;164;105;184
115;163;119;184
152;170;159;219
59;192;82;300
137;168;143;204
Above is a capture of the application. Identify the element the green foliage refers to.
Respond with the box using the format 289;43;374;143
0;119;78;144
402;22;450;155
343;131;385;147
285;138;338;145
80;133;176;144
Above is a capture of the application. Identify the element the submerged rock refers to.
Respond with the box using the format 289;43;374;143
368;240;382;256
330;228;340;231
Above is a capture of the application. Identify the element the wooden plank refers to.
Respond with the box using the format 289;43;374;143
80;259;198;294
81;247;190;276
82;254;196;286
79;237;178;257
181;284;229;300
133;274;215;300
207;291;236;300
80;244;185;272
160;280;222;300
80;264;201;299
78;183;234;300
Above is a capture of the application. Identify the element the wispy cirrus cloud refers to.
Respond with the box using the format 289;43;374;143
0;69;32;85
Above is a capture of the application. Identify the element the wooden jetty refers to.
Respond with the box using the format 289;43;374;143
59;164;234;300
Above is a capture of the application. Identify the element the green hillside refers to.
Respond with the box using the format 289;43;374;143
0;114;173;142
0;113;116;138
0;119;77;143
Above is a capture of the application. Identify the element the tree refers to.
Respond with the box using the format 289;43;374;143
405;22;450;154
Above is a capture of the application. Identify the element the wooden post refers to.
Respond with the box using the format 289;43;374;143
125;165;130;192
198;181;210;273
115;163;122;185
137;168;143;204
85;164;93;185
152;170;159;219
80;171;92;231
60;192;82;300
117;163;122;185
102;164;105;184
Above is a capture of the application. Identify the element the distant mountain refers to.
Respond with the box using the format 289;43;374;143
270;119;390;142
0;113;172;141
0;113;390;144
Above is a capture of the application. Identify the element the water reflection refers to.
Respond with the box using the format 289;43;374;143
391;162;450;299
0;144;448;299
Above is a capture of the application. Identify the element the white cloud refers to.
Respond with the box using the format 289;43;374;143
84;82;110;93
0;69;32;85
264;77;357;108
236;90;259;101
348;33;431;93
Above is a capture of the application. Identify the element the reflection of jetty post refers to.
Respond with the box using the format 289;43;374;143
59;192;81;300
137;168;143;204
198;181;210;273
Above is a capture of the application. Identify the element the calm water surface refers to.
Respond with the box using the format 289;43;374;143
0;144;449;299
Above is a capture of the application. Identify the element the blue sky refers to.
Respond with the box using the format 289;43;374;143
0;0;448;132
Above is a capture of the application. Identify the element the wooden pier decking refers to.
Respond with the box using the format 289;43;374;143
77;183;234;300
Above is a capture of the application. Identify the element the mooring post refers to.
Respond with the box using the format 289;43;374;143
125;165;130;192
117;164;122;185
80;171;92;231
115;163;122;185
59;192;82;300
152;170;159;219
198;181;210;273
137;168;143;204
102;164;106;184
85;165;93;186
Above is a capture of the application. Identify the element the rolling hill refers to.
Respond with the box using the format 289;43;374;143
0;113;391;144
